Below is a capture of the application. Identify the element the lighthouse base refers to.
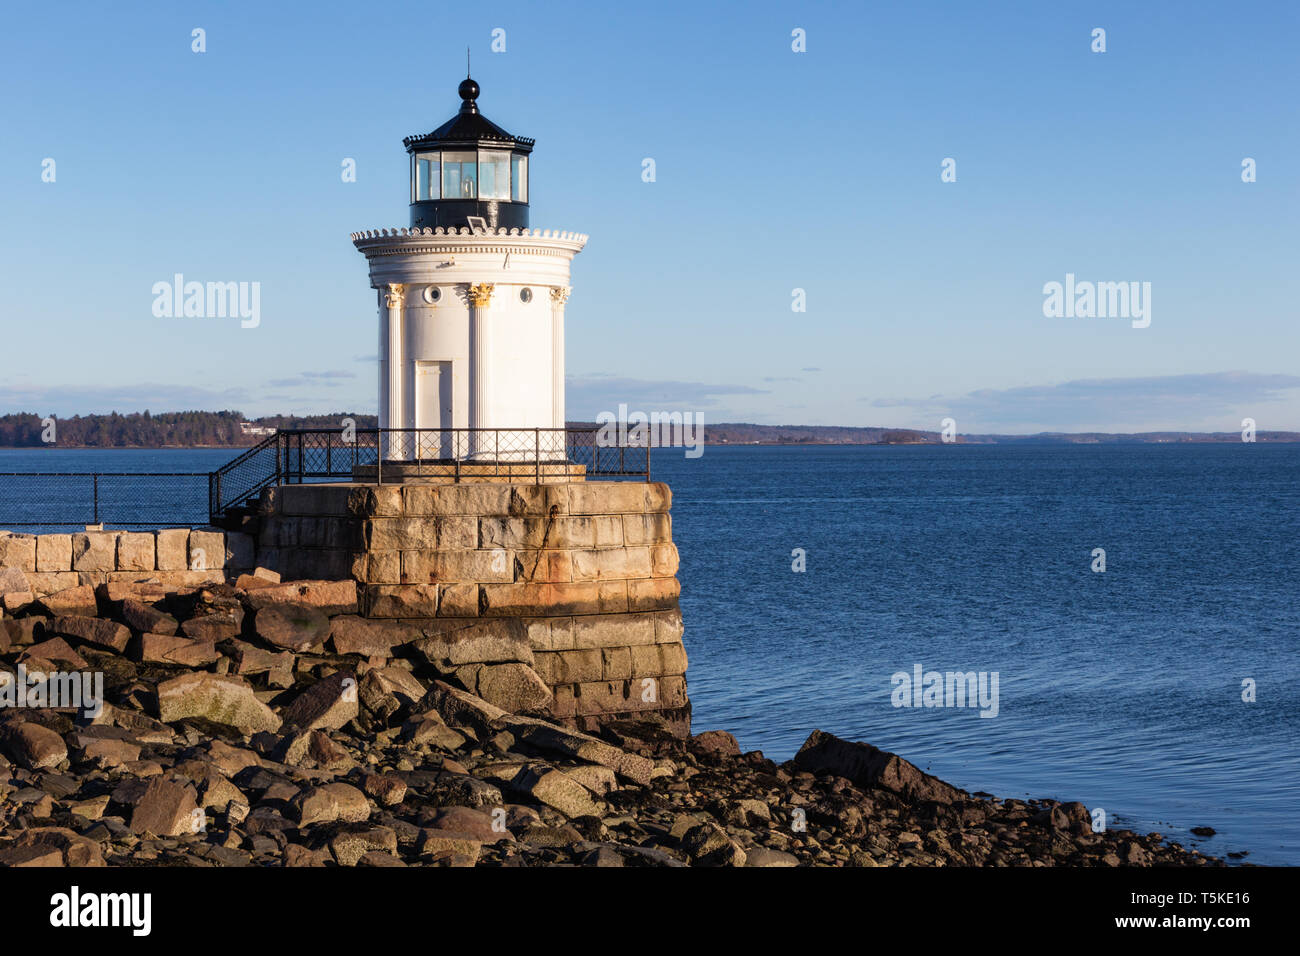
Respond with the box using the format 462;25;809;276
254;479;689;735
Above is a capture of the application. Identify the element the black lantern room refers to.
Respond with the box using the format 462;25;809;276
403;77;533;231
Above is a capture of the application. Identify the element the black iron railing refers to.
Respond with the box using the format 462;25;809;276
0;472;212;528
209;427;650;518
0;428;650;530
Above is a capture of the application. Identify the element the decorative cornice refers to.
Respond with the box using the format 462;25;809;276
353;226;586;242
468;283;495;307
352;226;588;261
384;283;405;308
549;286;571;306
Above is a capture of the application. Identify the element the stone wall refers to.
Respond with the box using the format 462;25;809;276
256;481;690;734
0;528;256;607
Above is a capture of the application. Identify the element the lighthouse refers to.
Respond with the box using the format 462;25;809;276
352;76;586;463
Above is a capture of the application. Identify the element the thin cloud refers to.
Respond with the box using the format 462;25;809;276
566;375;768;418
872;371;1300;429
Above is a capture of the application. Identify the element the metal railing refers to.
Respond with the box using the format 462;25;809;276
0;428;650;531
0;472;212;528
209;427;650;518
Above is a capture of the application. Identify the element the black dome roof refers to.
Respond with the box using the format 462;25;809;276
403;78;534;153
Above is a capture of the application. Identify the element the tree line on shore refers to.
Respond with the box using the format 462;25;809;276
0;411;378;448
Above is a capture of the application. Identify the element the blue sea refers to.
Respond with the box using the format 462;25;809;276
1;443;1297;864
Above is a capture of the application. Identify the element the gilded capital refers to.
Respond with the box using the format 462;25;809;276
469;283;495;307
384;283;405;309
549;286;572;306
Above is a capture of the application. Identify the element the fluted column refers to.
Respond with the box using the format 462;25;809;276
549;286;570;459
468;282;494;458
381;283;405;460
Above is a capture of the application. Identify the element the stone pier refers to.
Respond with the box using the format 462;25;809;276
254;479;690;735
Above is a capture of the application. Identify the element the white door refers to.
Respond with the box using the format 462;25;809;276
415;361;454;458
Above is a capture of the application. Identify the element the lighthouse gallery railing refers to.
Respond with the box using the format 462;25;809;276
211;426;650;520
0;428;649;530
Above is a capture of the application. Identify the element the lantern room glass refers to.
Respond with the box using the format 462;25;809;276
411;150;530;205
414;153;440;201
511;154;528;202
441;151;478;199
478;150;510;200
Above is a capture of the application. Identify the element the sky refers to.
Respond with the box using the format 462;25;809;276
1;0;1297;434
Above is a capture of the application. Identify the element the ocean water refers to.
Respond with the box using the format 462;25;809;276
1;443;1296;864
650;443;1300;866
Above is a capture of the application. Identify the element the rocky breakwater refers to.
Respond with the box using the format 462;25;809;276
0;573;1221;867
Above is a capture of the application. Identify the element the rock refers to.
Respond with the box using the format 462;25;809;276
71;532;117;572
121;599;178;636
283;844;330;867
362;773;407;806
403;716;466;751
279;671;358;732
0;567;30;598
254;604;330;652
293;783;371;827
19;637;88;669
307;731;354;769
128;777;202;837
794;730;964;804
416;829;482;866
326;824;397;866
3;826;104;866
1122;841;1149;865
679;820;747;866
511;764;601;819
0;844;64;867
140;633;220;667
246;580;358;616
562;764;618;796
154;529;189;571
329;616;416;657
359;667;427;713
181;612;243;642
0;535;36;572
507;718;654;786
0;721;68;770
727;798;772;827
419;680;509;734
744;846;799;867
51;615;130;653
472;662;552;714
423;805;508;842
116;533;156;572
1190;826;1216;837
691;729;742;756
413;619;533;668
75;737;142;770
37;585;98;618
156;673;282;735
357;850;406;867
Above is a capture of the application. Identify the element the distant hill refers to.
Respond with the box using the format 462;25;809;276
687;423;1300;445
0;411;377;448
0;412;1294;447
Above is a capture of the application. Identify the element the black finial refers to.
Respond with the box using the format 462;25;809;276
458;75;480;113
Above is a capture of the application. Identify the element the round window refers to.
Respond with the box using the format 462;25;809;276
422;286;441;304
519;287;533;303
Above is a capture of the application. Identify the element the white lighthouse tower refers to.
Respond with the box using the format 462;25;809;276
352;76;586;464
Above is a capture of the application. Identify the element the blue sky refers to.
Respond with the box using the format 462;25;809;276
1;0;1296;433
